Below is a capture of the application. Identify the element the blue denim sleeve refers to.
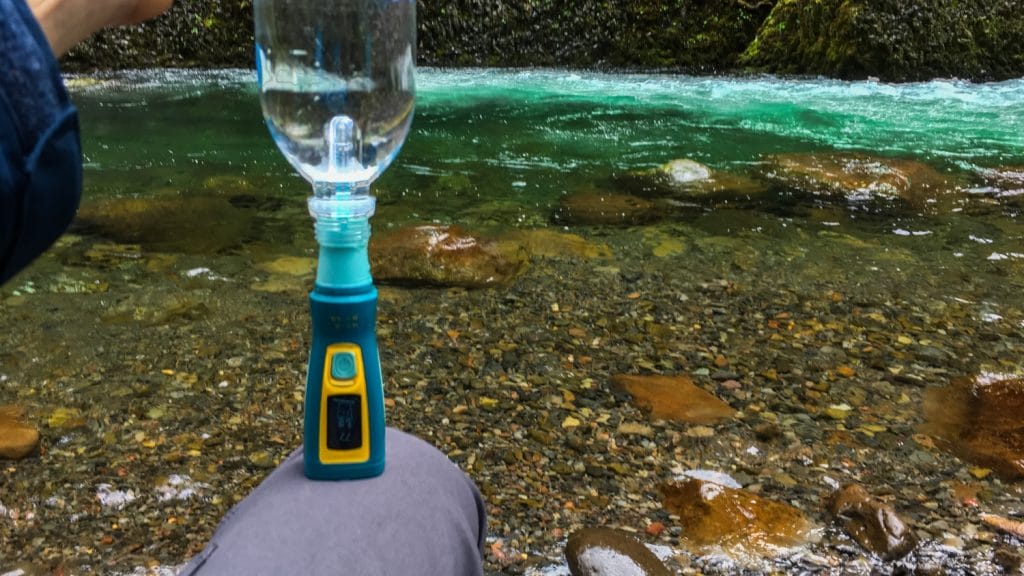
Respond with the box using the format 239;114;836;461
0;0;83;285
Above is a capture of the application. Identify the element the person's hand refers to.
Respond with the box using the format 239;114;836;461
30;0;174;56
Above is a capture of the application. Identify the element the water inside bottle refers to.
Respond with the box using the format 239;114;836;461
255;0;416;192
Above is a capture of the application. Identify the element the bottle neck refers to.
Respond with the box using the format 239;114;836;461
309;193;376;291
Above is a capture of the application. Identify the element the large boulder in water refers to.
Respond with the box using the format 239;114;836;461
762;152;958;208
369;224;527;288
75;195;249;254
741;0;1024;82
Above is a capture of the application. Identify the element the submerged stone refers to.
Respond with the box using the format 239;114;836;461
920;376;1024;480
554;190;662;226
257;256;317;277
763;152;957;207
829;484;918;560
615;159;767;203
503;229;613;260
612;374;735;424
0;406;40;460
101;292;210;325
970;166;1024;201
565;527;672;576
661;479;816;559
370;224;527;288
75;195;249;254
83;242;143;268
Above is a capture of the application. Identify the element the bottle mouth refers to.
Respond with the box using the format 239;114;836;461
308;192;376;221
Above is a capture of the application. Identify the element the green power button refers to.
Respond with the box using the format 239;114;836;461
330;352;358;381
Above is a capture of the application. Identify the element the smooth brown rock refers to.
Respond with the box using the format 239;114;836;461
76;196;248;254
612;374;735;424
369;224;527;288
920;376;1024;480
0;406;40;460
565;527;672;576
554;190;662;226
829;484;917;559
764;152;957;207
661;479;815;559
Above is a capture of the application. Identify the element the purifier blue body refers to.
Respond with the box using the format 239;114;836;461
303;283;386;480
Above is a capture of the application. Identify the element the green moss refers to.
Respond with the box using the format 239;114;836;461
741;0;1024;81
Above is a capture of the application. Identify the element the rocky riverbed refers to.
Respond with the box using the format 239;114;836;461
3;70;1024;575
2;189;1023;574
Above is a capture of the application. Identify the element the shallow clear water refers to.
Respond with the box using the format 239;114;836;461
3;69;1023;574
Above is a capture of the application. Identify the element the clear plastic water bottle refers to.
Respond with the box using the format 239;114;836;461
255;0;416;217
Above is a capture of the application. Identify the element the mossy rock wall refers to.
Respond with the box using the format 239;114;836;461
61;0;1024;81
419;0;772;70
62;0;772;72
64;0;255;70
741;0;1024;81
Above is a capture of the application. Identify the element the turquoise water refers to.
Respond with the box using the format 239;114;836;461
72;69;1024;215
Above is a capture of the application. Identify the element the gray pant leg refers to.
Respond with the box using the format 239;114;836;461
179;428;487;576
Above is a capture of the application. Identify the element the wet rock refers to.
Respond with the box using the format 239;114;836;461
980;513;1024;539
970;166;1024;201
616;159;767;203
370;224;527;288
503;229;613;260
553;190;662;226
612;374;736;425
75;195;249;254
661;479;816;559
829;484;918;560
101;291;210;325
661;159;712;185
564;527;672;576
0;406;40;460
763;152;957;208
83;242;143;268
920;376;1024;480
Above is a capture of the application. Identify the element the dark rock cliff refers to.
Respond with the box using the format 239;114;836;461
61;0;1024;82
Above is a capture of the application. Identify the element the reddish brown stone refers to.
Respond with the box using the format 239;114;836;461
612;374;735;424
661;479;815;558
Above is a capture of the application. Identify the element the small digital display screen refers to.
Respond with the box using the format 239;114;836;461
326;394;363;451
